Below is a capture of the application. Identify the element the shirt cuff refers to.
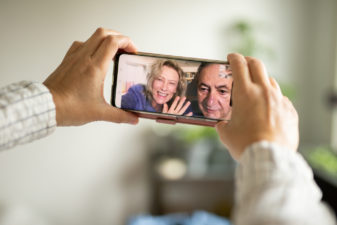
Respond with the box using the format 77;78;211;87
0;81;57;150
237;141;315;193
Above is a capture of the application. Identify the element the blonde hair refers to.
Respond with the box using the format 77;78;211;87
145;59;186;104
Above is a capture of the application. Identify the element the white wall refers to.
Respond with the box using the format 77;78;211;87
0;0;336;225
298;0;337;145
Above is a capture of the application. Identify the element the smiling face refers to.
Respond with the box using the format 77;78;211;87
151;65;179;106
197;64;233;119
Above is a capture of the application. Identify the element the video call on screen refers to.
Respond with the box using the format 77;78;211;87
115;54;233;121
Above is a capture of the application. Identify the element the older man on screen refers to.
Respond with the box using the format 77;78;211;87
194;63;233;120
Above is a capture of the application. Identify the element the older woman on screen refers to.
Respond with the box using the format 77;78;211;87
121;59;192;116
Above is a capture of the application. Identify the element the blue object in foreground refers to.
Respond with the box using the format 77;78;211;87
128;211;231;225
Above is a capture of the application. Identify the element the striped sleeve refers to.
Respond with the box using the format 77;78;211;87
0;81;56;151
233;141;336;225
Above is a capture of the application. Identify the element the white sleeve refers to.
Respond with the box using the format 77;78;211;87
233;141;336;225
0;81;56;151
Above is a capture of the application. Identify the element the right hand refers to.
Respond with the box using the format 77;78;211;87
162;96;193;116
216;53;299;160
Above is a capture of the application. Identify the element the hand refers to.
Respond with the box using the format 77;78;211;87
162;96;193;116
43;28;139;126
216;53;299;160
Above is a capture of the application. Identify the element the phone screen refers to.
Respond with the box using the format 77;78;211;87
112;53;233;124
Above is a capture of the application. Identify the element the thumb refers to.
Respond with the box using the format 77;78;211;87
215;121;241;160
215;120;230;145
101;105;139;124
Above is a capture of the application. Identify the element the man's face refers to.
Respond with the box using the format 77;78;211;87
197;64;233;119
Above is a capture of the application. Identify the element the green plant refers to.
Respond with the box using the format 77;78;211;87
307;146;337;179
228;20;295;100
228;20;274;59
175;126;219;144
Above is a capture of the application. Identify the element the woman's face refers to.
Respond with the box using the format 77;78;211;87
152;65;179;105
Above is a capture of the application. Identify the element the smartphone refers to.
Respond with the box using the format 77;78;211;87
111;52;233;127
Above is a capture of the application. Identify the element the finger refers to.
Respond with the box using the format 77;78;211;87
215;120;229;140
92;34;137;69
168;96;180;112
175;96;187;112
227;53;251;89
83;27;121;55
63;41;83;61
178;101;191;115
101;105;138;124
162;103;168;113
94;34;137;56
246;56;270;86
269;77;282;95
283;96;298;115
215;120;232;145
186;112;193;116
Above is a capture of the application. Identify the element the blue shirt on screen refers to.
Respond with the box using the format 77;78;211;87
121;84;192;115
121;84;156;112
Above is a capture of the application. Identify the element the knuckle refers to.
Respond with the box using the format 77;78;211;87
82;57;99;74
107;35;120;49
72;40;81;46
239;84;252;95
263;87;274;98
84;56;94;65
256;87;271;103
71;41;83;49
121;35;132;44
228;53;243;59
247;57;262;66
95;27;105;37
106;34;116;43
123;35;131;41
231;57;247;67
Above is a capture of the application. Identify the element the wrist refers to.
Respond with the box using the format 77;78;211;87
240;140;297;162
43;84;65;126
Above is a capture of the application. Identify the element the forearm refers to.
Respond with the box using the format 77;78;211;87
233;141;336;225
0;81;56;151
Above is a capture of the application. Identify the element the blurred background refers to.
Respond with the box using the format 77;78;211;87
0;0;336;224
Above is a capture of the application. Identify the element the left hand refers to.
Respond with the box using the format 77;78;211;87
162;96;193;116
43;28;139;126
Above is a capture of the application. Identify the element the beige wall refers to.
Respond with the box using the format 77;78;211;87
0;0;336;224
